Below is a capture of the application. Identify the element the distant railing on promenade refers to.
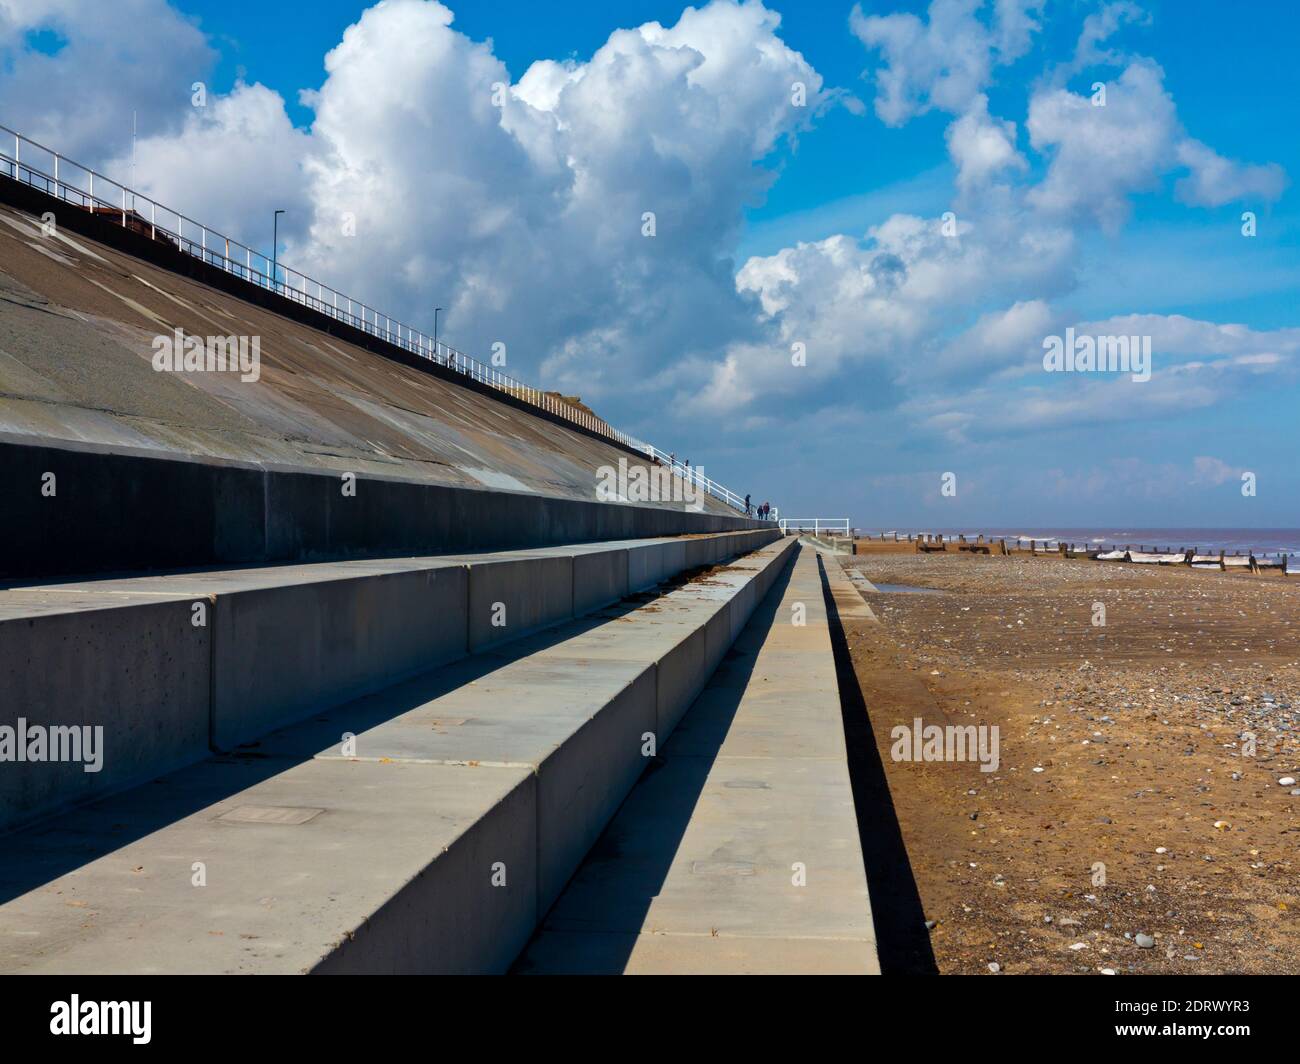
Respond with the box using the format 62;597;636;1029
0;122;769;517
780;518;849;535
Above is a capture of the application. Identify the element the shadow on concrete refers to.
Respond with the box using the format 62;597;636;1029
814;552;939;975
510;553;798;974
0;582;701;908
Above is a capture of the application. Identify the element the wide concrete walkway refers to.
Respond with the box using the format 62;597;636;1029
515;544;879;974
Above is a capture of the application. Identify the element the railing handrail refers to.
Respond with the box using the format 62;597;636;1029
779;517;849;534
0;121;769;516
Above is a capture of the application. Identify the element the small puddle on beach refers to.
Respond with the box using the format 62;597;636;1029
870;583;947;595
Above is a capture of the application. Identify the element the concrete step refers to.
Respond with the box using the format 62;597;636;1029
0;536;798;973
0;528;780;833
515;544;879;974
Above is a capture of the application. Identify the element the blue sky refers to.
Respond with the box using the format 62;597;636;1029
4;0;1298;526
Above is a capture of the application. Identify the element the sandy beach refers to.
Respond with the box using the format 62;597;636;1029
835;548;1300;974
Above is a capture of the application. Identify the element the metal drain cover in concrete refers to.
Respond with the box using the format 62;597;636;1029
216;805;324;826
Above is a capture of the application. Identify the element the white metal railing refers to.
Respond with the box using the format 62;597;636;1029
780;518;850;535
0;122;770;517
640;444;776;519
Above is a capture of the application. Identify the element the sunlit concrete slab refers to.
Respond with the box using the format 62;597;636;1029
516;545;878;974
0;756;537;974
516;928;876;975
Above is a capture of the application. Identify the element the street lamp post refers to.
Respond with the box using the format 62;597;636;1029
271;209;285;291
434;307;443;363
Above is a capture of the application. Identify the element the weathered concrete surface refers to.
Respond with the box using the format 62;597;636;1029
570;545;630;616
0;199;732;509
515;544;879;975
0;197;767;578
254;657;658;915
463;554;574;653
0;756;538;975
0;529;780;831
1;434;767;580
830;563;881;622
211;563;470;748
0;538;797;973
627;539;687;592
0;593;211;829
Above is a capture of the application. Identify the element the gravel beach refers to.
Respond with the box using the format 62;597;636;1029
836;548;1300;974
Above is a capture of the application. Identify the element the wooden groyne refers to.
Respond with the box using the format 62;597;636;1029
852;531;1292;574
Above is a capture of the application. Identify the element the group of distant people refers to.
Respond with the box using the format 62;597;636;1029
744;495;772;519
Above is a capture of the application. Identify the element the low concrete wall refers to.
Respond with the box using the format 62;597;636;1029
571;547;631;616
0;435;771;582
627;539;687;591
467;556;575;653
0;597;211;829
213;565;469;750
656;624;711;738
0;529;781;832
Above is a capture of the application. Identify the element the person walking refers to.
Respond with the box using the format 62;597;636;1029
745;494;751;515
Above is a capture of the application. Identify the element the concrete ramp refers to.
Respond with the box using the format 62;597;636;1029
515;544;878;974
